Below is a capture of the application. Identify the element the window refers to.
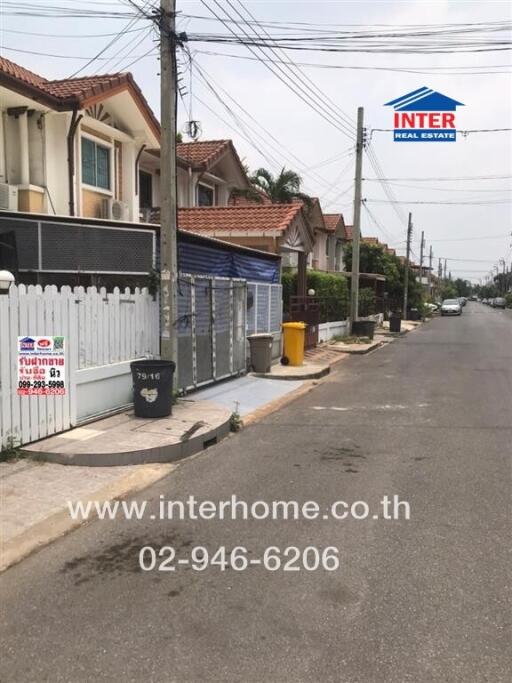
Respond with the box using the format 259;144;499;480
81;137;111;190
197;183;214;206
139;171;153;208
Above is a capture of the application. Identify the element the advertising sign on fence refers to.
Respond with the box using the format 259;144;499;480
17;336;66;396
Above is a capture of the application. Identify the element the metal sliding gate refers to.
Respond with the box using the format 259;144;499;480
177;274;247;391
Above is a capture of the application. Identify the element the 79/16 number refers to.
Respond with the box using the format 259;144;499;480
139;546;340;572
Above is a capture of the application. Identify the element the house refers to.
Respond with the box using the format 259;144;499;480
305;199;330;271
177;140;249;208
0;58;255;224
173;204;315;295
323;213;347;272
140;139;252;220
0;56;160;221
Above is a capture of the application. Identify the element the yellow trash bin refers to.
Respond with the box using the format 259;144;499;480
282;322;306;366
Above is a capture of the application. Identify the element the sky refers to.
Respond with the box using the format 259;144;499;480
1;0;511;281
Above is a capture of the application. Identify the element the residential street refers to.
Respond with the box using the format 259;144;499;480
1;303;511;682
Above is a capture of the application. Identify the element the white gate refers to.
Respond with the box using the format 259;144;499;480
0;285;159;449
247;282;283;358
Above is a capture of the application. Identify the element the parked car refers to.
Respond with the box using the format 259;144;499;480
493;297;506;309
458;297;467;307
482;298;488;305
441;299;462;316
490;298;497;307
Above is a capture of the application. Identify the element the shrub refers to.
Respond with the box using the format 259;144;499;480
282;270;349;322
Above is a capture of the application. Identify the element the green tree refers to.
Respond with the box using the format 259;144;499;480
250;167;312;205
453;278;471;297
343;242;422;308
439;282;458;300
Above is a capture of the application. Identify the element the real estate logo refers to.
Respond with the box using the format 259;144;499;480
384;87;464;142
19;336;35;351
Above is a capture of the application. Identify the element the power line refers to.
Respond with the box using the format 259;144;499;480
67;0;154;77
364;174;512;181
230;0;357;135
191;49;512;76
198;0;356;140
371;127;512;135
362;202;403;245
361;180;512;193
366;198;511;205
188;55;354;191
0;26;149;39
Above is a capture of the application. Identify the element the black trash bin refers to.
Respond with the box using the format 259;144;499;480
389;313;402;333
351;320;376;340
130;359;175;418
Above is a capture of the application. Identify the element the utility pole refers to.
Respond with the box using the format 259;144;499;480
444;259;448;280
438;258;442;279
428;245;433;299
419;230;425;297
403;212;413;318
159;0;179;382
350;106;364;329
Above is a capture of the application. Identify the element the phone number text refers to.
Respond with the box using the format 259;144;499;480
139;545;340;572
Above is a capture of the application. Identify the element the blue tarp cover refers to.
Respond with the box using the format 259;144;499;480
178;239;279;283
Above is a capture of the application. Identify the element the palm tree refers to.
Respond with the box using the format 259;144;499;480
250;167;312;206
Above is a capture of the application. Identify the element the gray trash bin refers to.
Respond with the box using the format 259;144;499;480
247;334;273;373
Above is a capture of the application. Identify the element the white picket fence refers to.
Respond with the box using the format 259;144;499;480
0;285;159;449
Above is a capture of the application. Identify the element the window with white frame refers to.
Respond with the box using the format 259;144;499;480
81;137;111;191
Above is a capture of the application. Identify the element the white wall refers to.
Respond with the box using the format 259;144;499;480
312;231;328;271
44;112;70;216
318;320;349;342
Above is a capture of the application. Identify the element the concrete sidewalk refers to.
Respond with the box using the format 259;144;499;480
23;400;231;467
0;459;174;572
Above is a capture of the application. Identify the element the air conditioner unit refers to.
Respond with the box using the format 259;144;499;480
0;183;18;211
102;198;129;221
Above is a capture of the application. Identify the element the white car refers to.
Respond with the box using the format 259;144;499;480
441;299;462;316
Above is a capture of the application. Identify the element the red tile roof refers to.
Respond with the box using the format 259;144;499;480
176;204;304;234
177;140;230;168
362;236;380;245
175;139;249;183
228;189;272;205
323;213;346;235
345;224;353;240
0;56;160;138
0;58;46;87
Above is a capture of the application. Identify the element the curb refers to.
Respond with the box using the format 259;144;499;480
0;463;174;573
327;340;383;355
250;365;330;381
25;415;231;467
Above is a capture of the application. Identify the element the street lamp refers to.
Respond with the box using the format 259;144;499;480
0;270;15;294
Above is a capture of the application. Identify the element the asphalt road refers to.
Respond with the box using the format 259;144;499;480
1;303;511;682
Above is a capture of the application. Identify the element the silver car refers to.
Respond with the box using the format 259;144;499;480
441;299;462;316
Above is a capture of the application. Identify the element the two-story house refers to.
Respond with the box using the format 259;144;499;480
0;57;161;222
